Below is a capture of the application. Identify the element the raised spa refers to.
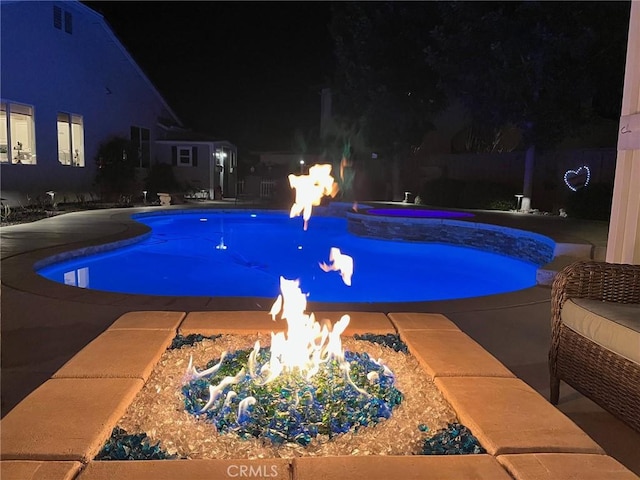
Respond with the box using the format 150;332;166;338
366;208;475;219
37;211;551;303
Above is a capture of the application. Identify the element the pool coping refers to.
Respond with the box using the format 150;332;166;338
1;310;637;480
4;206;586;312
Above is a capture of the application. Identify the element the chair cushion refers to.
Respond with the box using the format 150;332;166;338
561;298;640;365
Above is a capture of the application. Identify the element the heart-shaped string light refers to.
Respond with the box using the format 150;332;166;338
564;166;591;192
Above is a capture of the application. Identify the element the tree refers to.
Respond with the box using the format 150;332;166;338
145;162;180;198
428;1;630;209
329;2;445;197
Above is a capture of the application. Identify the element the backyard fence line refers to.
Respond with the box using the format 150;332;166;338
419;148;616;186
236;179;275;198
260;180;275;198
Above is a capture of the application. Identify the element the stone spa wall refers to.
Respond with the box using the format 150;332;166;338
345;212;555;266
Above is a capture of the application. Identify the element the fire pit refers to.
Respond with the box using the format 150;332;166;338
113;330;458;459
0;308;614;480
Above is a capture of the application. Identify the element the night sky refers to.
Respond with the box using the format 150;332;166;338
83;1;334;152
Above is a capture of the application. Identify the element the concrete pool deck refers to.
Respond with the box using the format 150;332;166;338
1;202;639;477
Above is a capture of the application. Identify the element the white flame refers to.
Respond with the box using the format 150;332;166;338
188;267;357;392
319;247;354;286
255;277;351;382
288;164;339;230
223;391;237;407
184;351;228;383
198;368;246;413
237;396;256;419
367;371;379;384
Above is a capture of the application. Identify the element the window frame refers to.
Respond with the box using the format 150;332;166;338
130;126;151;168
177;146;193;167
57;112;85;167
1;101;37;165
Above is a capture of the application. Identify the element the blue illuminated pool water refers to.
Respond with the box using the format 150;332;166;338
37;211;540;303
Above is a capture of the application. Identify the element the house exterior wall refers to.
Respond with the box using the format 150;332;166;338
155;141;237;199
159;142;210;193
0;1;180;203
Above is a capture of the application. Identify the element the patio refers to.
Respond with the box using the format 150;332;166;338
1;202;639;478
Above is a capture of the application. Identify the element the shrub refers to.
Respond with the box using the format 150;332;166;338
145;163;180;197
458;181;516;209
417;178;466;207
94;137;138;200
418;178;516;210
564;183;613;220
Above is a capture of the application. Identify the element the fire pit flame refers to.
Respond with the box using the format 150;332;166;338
288;163;339;230
188;274;361;414
185;351;228;382
237;396;256;421
197;368;246;413
258;276;351;383
319;247;354;286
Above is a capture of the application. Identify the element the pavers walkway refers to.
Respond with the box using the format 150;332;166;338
1;202;638;475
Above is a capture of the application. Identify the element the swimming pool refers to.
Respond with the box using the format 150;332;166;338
37;211;543;303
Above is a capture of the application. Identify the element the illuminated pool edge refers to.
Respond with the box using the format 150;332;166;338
34;208;555;302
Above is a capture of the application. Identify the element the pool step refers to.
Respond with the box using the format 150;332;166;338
537;242;603;286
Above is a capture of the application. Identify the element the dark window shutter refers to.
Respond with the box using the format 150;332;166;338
53;6;62;29
192;146;198;167
171;146;177;166
64;11;72;34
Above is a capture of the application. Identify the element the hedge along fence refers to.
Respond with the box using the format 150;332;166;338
414;148;616;214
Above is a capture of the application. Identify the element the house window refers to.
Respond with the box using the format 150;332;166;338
57;113;84;166
130;126;150;168
230;150;237;173
178;147;192;166
0;102;36;165
0;105;7;163
171;145;198;167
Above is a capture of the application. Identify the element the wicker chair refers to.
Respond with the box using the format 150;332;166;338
550;260;640;433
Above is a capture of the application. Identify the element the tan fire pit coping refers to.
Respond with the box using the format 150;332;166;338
497;453;640;480
0;460;83;480
1;311;634;480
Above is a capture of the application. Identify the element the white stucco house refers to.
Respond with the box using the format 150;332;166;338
0;0;236;205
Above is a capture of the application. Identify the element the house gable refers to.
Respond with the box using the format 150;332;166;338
0;0;182;201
